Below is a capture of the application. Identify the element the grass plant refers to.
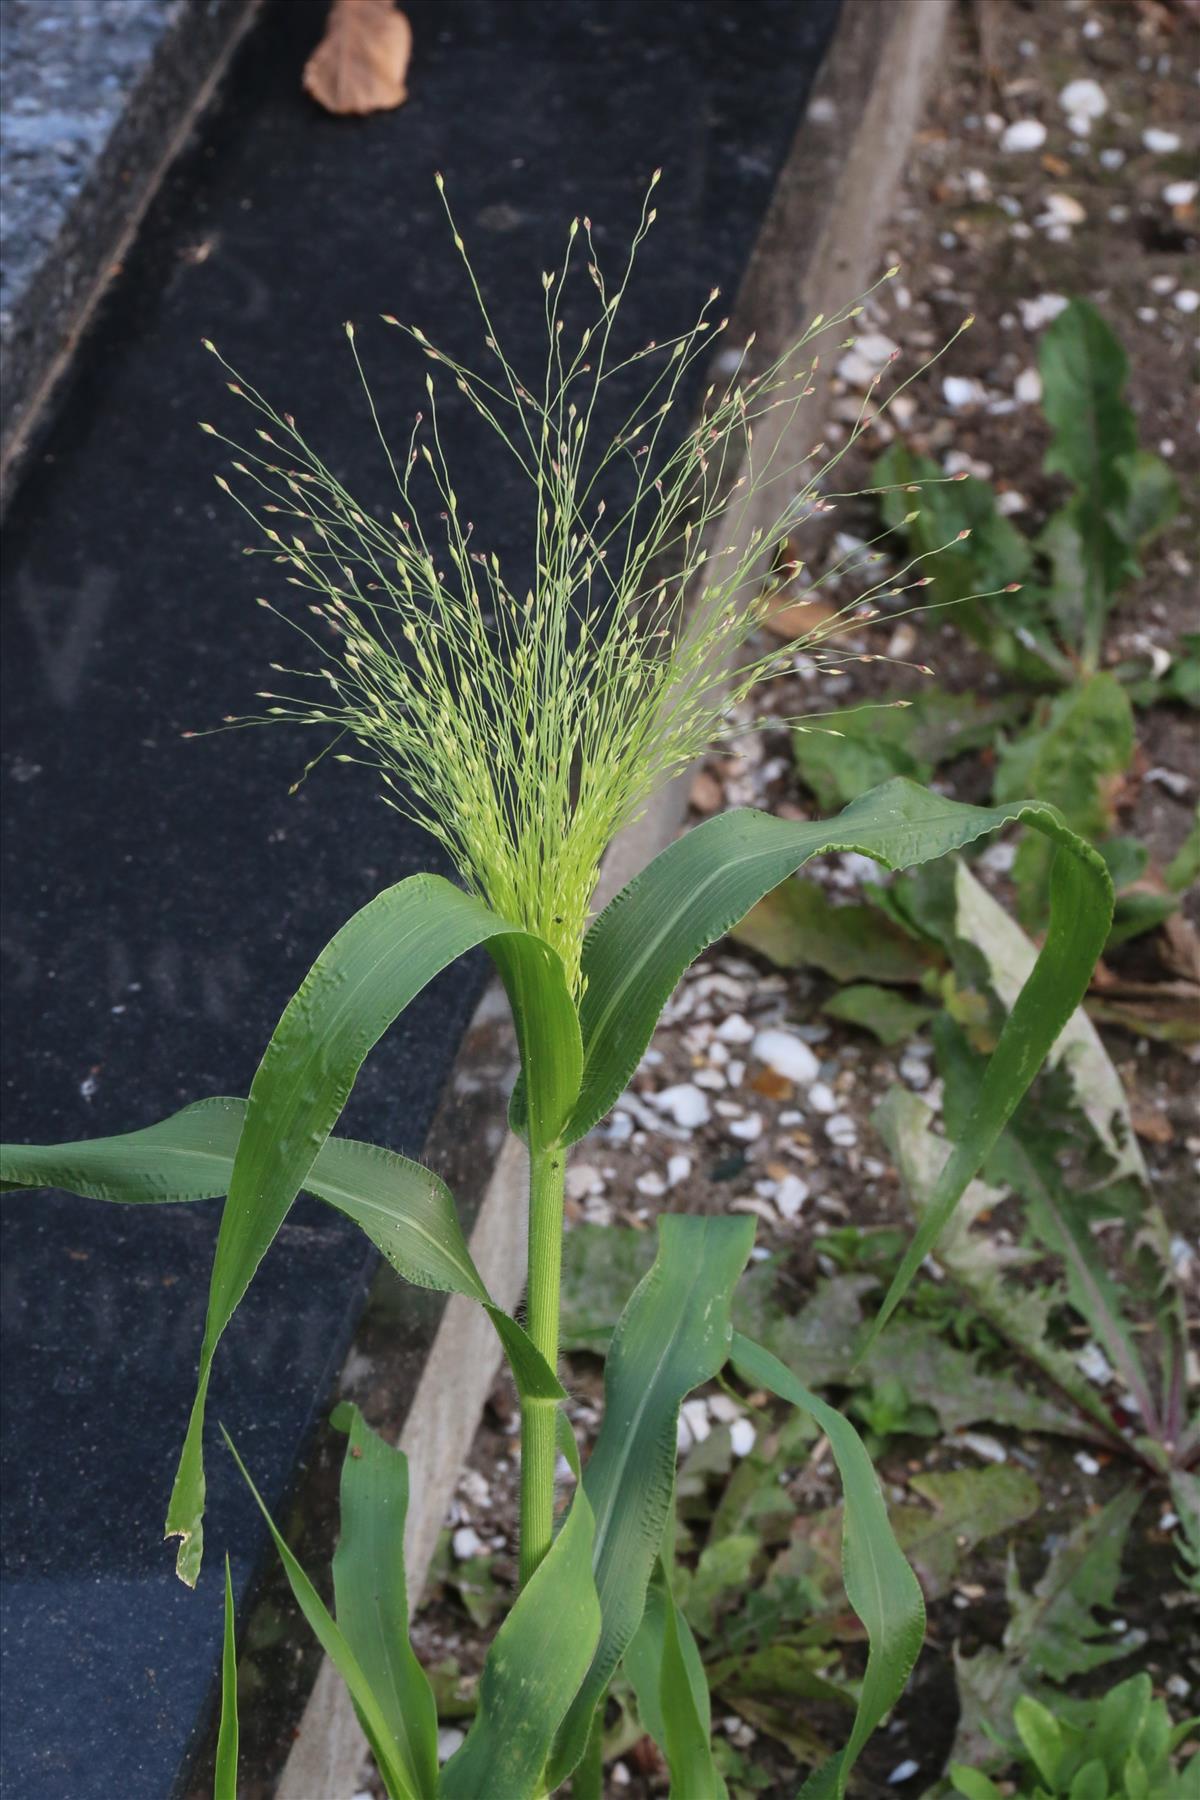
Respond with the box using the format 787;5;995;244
0;186;1115;1798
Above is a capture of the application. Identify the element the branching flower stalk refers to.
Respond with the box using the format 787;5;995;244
200;176;985;1588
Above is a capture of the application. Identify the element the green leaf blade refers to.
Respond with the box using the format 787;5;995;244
214;1556;239;1800
1;1090;564;1558
331;1406;438;1800
570;781;1109;1147
625;1560;727;1800
0;1095;246;1204
548;1214;756;1787
224;1430;420;1800
438;1483;600;1800
165;874;578;1584
729;1332;925;1799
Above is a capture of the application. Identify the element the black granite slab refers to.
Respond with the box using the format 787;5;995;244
0;2;840;1794
0;0;254;477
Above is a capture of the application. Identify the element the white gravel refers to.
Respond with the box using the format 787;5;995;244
751;1027;820;1086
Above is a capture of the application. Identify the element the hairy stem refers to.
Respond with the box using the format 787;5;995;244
520;1139;566;1587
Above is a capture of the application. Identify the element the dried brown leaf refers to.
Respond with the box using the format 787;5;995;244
688;767;724;815
303;0;412;117
761;594;840;642
1130;1103;1173;1146
1160;912;1200;986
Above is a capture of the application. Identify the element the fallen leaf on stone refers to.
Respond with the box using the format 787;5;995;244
303;0;412;116
762;594;840;641
1129;1103;1173;1145
688;767;724;814
1160;912;1200;985
749;1066;795;1101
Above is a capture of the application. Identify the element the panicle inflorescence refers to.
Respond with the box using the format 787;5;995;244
200;182;983;994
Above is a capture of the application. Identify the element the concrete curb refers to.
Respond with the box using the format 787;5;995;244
0;0;259;508
276;1;952;1791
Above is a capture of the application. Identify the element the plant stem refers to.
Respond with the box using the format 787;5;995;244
519;1138;566;1587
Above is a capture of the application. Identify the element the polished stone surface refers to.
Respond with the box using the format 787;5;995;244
0;0;251;456
0;1;839;1793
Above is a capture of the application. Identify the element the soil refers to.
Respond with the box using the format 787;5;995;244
361;1;1200;1794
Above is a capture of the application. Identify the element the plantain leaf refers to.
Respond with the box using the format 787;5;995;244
625;1559;726;1800
154;873;577;1583
223;1429;420;1800
1037;299;1176;670
330;1405;437;1800
438;1479;600;1799
993;674;1133;925
549;1214;755;1787
214;1556;238;1800
729;1333;925;1799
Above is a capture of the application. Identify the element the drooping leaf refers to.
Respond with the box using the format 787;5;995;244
0;1097;563;1469
548;1215;756;1787
438;1482;599;1800
162;874;578;1583
214;1556;239;1800
569;783;1111;1313
223;1430;421;1800
954;859;1144;1181
730;1333;925;1800
821;982;938;1045
729;876;938;985
329;1405;438;1800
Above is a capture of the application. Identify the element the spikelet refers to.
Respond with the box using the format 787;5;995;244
202;184;971;995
